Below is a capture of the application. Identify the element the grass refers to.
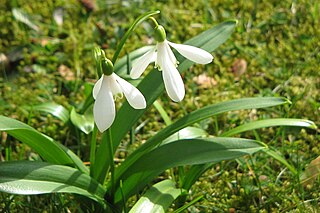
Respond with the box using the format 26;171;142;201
0;0;319;212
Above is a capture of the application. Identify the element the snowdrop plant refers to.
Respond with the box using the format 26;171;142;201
130;18;213;102
0;10;316;213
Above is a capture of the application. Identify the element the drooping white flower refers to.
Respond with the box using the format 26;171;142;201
130;25;213;102
93;73;146;132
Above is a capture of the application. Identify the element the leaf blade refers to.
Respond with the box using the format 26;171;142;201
113;137;265;204
129;180;182;213
221;118;317;137
0;116;87;172
0;161;106;205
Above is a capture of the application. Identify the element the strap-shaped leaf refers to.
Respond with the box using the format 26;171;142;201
70;107;94;134
24;102;70;123
182;118;317;190
221;118;317;137
0;161;106;206
113;137;265;204
129;180;182;213
114;97;289;185
0;116;88;173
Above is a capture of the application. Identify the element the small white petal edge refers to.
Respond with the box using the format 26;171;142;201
93;76;104;100
168;41;213;64
130;48;156;79
115;75;146;109
93;78;116;132
159;45;185;102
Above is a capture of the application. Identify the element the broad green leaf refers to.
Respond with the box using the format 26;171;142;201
115;97;289;185
12;8;39;31
94;20;238;181
70;108;94;134
25;102;70;123
0;116;87;173
163;127;207;144
129;180;182;213
0;161;106;206
113;137;265;204
182;118;316;189
221;118;317;137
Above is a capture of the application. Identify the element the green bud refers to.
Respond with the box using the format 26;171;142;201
102;58;113;75
154;25;166;42
94;47;106;77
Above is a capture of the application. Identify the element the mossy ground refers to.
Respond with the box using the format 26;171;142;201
0;0;319;212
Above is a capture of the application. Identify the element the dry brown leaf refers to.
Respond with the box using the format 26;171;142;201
232;58;247;78
58;64;75;81
193;73;217;88
300;156;320;186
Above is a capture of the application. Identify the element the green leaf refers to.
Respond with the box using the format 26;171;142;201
0;161;106;206
262;148;297;175
163;127;207;144
12;8;40;31
0;116;87;173
221;118;317;137
115;97;288;185
70;108;94;134
181;164;213;191
25;102;70;123
113;137;265;204
153;100;172;126
182;118;316;190
94;20;238;181
129;180;182;213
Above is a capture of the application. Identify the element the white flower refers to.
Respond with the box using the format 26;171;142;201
130;39;213;102
93;73;146;132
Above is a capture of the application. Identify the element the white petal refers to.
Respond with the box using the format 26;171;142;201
108;74;123;99
130;47;156;79
156;42;166;70
92;76;104;100
158;44;185;102
164;40;177;65
168;41;213;64
114;74;146;109
93;77;116;132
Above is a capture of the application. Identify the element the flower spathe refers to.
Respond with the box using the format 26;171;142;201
93;73;146;132
130;37;213;102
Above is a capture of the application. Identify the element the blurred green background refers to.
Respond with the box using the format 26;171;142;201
0;0;319;212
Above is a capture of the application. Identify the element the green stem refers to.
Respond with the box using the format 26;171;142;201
90;125;98;177
107;128;115;198
111;10;160;64
149;17;159;27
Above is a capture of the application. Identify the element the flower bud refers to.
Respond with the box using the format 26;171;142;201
94;47;106;77
154;25;166;42
102;58;114;76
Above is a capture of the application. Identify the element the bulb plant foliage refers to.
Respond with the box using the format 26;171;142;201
0;10;317;212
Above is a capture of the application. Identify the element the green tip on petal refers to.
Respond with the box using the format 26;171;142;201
154;25;166;42
102;58;114;76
